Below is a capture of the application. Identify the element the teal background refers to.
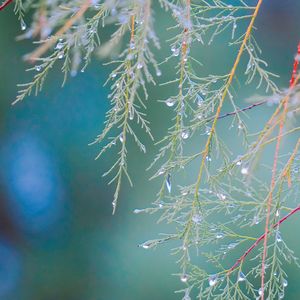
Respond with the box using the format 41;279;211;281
0;1;300;299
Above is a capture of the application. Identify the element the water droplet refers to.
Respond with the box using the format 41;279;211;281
217;193;226;201
279;292;284;299
253;215;260;225
119;134;124;143
196;94;204;106
276;231;282;243
227;243;237;249
208;274;218;287
58;51;64;59
241;167;249;175
55;42;64;50
166;98;176;107
205;126;211;135
238;271;246;282
192;214;202;224
20;19;26;31
180;274;188;283
139;241;151;249
129;40;135;50
236;160;242;166
181;190;188;196
129;111;134;120
137;62;143;69
156;70;162;76
246;60;252;73
206;155;212;162
111;73;117;78
158;168;165;176
276;209;280;217
133;209;143;214
35;65;42;72
157;201;164;208
173;48;180;57
171;45;176;53
282;278;288;287
181;130;190;140
258;288;263;296
216;233;224;239
166;174;171;193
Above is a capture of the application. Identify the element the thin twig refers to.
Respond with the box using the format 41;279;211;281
0;0;13;11
211;100;266;122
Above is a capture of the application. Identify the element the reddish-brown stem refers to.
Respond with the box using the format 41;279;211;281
227;204;300;274
130;15;135;42
260;41;300;299
0;0;13;11
290;42;300;86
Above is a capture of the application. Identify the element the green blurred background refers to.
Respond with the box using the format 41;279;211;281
0;1;300;299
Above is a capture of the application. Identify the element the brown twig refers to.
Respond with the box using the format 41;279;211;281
210;100;266;122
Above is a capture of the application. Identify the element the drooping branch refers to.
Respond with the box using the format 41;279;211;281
260;41;300;300
193;0;264;201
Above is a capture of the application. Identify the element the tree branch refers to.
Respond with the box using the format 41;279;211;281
260;41;300;300
227;204;300;274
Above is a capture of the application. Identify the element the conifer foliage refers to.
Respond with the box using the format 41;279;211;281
4;0;300;299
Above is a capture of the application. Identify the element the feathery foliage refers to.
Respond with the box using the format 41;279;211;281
6;0;300;299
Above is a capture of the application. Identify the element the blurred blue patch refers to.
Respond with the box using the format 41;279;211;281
0;240;21;297
0;134;65;235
